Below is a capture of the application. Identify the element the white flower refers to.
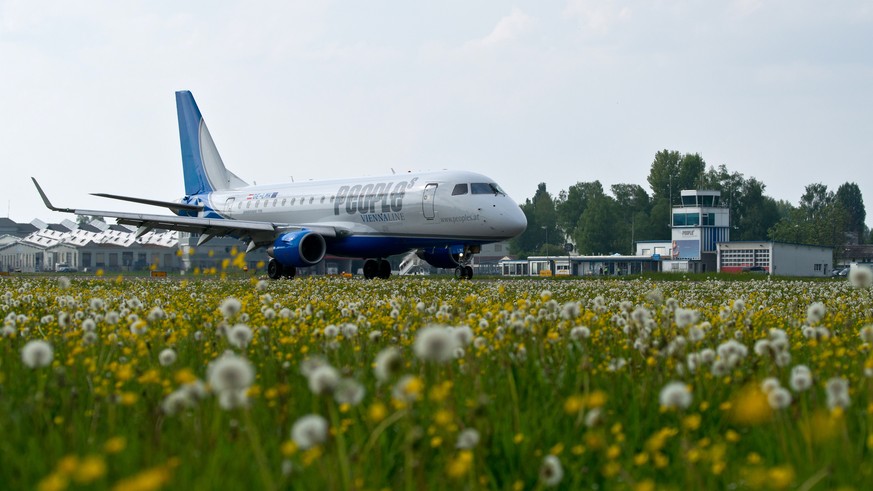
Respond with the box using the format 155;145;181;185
848;264;873;288
456;428;480;449
413;325;458;363
761;377;781;393
219;297;242;319
334;378;366;406
539;455;563;487
130;320;147;335
291;414;329;450
451;325;474;347
207;353;255;393
323;325;339;338
859;325;873;344
21;340;53;368
767;387;793;410
806;302;826;325
584;407;603;428
825;377;850;409
218;389;249;410
688;326;705;343
341;323;358;338
228;324;253;349
308;364;340;395
659;381;692;410
675;308;698;329
789;365;813;392
161;390;194;415
570;326;590;340
159;348;177;367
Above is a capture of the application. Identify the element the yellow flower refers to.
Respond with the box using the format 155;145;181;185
104;436;127;454
729;385;772;426
73;456;107;484
368;402;387;423
564;395;585;414
447;450;473;478
111;465;171;491
767;465;795;490
37;473;68;491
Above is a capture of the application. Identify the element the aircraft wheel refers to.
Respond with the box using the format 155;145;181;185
267;259;282;280
464;265;473;279
363;259;379;280
282;264;297;278
378;259;391;279
454;266;464;280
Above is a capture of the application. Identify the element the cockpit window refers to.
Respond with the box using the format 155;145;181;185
471;183;505;195
452;184;469;196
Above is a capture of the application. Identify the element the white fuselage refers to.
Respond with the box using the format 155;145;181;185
200;170;526;244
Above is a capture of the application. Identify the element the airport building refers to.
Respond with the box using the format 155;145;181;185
499;189;834;278
0;219;267;273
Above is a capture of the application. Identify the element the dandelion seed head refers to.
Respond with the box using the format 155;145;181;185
767;387;792;410
413;325;458;363
159;348;177;367
228;324;253;349
456;428;480;449
659;381;692;410
806;302;826;325
21;340;53;368
291;414;328;450
308;364;340;395
539;455;563;487
848;264;873;288
374;347;403;382
207;353;255;393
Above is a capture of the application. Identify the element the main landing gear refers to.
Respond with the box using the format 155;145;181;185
454;265;474;280
267;258;297;280
363;259;392;280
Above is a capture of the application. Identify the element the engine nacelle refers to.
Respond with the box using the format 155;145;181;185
416;245;467;269
267;230;327;267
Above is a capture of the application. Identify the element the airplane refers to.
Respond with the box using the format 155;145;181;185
33;90;527;279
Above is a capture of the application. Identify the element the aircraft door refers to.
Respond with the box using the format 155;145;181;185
422;183;437;220
224;197;235;213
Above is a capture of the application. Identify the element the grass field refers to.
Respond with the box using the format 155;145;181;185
1;275;871;490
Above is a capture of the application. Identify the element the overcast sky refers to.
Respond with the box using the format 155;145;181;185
2;0;872;227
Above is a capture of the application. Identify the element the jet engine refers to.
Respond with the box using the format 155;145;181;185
267;230;327;267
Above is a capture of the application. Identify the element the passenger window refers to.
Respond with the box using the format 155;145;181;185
282;199;286;206
290;198;296;205
452;184;469;196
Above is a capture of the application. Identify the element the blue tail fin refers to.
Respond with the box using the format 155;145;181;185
176;91;248;195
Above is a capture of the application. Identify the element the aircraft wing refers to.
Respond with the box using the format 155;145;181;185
32;178;346;249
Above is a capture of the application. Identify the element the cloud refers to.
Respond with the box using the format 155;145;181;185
563;0;632;34
466;7;535;49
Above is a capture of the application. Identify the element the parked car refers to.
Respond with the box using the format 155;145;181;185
741;266;767;274
831;267;849;277
57;266;78;273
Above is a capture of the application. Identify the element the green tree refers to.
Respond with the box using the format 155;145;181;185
509;183;559;258
574;193;618;255
835;182;866;243
556;181;604;239
611;183;651;254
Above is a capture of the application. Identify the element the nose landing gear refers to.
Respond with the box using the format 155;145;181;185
454;265;474;280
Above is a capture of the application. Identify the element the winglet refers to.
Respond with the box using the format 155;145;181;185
31;178;75;213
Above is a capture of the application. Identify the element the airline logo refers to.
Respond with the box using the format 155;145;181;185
333;179;417;218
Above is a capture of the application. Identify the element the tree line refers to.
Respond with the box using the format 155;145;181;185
509;150;868;260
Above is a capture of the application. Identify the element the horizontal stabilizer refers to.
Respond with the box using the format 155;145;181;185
91;193;204;213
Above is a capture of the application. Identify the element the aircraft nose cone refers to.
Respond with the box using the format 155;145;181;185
504;204;527;237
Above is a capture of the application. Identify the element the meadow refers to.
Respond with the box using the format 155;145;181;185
1;273;872;490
